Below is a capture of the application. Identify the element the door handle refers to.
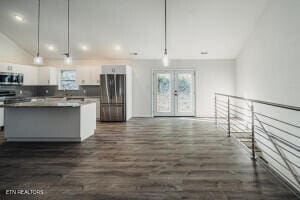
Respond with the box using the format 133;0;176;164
174;90;178;96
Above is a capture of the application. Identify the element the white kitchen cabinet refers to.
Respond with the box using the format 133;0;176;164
85;98;100;120
23;65;38;85
101;65;126;74
90;66;101;85
14;64;38;85
0;63;38;85
76;67;90;85
126;66;133;120
0;63;14;72
38;67;58;85
76;67;101;85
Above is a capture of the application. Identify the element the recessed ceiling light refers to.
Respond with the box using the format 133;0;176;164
47;45;55;51
201;51;208;55
14;15;24;22
81;45;88;51
114;45;121;51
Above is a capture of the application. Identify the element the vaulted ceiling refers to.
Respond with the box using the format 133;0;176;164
0;0;270;60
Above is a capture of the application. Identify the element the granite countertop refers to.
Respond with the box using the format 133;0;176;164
30;96;100;99
5;99;96;108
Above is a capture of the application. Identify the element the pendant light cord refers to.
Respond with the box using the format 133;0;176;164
67;0;70;55
164;0;167;55
37;0;40;56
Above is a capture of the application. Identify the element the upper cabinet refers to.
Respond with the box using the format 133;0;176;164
11;64;38;86
0;63;57;86
22;65;38;85
76;66;100;85
38;67;58;85
101;65;127;74
0;63;38;85
0;63;103;86
0;63;15;72
90;66;101;85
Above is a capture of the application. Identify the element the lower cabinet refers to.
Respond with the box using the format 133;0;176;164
85;98;100;120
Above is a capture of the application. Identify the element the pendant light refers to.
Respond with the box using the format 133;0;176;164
64;0;72;65
162;0;169;67
33;0;43;65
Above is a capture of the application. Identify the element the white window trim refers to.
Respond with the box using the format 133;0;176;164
58;69;79;91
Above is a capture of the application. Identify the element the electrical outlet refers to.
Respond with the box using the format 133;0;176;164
19;90;23;95
83;89;86;94
45;90;48;94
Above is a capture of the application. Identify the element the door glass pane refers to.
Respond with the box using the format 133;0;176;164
177;73;193;113
157;73;171;113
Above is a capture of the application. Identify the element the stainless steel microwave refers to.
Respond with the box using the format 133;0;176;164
0;72;24;85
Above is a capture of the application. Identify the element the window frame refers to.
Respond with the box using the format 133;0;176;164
59;69;79;91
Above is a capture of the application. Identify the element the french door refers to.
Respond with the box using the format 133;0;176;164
153;70;195;116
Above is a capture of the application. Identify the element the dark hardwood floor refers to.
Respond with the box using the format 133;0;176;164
0;118;297;200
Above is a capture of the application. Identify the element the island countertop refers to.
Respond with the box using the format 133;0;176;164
4;99;97;142
4;100;96;108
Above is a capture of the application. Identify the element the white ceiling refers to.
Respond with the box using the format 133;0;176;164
0;0;270;60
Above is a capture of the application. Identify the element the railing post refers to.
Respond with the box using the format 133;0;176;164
215;94;217;127
251;102;256;160
227;97;230;137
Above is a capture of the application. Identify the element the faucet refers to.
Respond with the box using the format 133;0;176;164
62;85;71;97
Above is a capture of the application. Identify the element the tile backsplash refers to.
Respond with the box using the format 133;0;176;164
0;85;100;97
0;85;37;97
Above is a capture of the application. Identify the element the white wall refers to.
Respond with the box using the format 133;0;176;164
132;59;235;117
0;32;32;64
46;59;235;118
236;0;300;106
236;0;300;190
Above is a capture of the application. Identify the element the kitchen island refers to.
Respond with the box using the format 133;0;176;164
4;100;96;142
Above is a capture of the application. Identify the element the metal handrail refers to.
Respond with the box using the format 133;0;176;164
215;93;300;111
254;112;300;129
230;103;252;112
214;92;300;194
256;120;300;140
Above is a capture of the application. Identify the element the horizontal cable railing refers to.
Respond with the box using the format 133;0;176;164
215;93;300;196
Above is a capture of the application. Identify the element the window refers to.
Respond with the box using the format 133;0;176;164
60;70;79;90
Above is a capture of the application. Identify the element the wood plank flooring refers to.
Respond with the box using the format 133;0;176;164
0;118;298;200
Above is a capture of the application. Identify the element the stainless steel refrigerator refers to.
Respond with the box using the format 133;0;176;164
100;74;126;122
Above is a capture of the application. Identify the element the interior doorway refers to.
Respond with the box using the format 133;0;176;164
153;70;195;117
